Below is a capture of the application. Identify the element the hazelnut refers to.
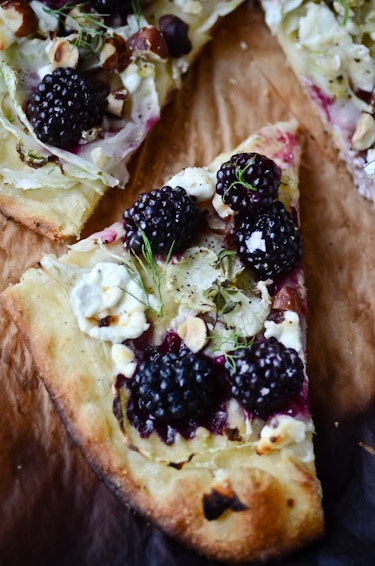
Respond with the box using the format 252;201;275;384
128;26;170;61
105;88;128;117
352;112;375;151
177;316;208;353
271;286;302;313
48;37;79;70
1;0;37;38
158;14;192;58
99;34;129;73
212;192;235;219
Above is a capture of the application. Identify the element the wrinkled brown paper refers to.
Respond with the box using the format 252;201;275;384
1;2;375;564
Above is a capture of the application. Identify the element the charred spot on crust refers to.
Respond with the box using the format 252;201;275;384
112;391;124;431
168;453;195;470
203;487;248;521
99;315;118;327
223;427;242;442
112;375;127;431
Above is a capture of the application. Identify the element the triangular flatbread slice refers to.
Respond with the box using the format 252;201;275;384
0;119;324;563
0;0;242;240
261;0;375;201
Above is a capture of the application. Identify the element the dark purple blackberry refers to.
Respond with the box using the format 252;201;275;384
123;185;203;255
27;67;107;148
159;14;192;57
227;338;304;418
216;152;281;213
235;201;302;280
128;348;218;423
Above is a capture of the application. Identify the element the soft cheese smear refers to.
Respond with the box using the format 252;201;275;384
256;415;314;459
70;262;151;343
167;167;216;201
264;309;303;354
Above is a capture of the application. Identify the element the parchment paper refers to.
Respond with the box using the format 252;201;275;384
1;2;375;564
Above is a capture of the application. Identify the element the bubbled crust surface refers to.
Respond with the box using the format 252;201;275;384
0;121;324;563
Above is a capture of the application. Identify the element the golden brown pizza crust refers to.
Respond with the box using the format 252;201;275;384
0;257;324;564
0;129;105;240
0;184;103;241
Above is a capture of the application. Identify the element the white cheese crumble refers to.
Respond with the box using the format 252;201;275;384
167;167;215;202
111;343;136;378
120;63;142;94
264;309;302;353
245;230;266;253
256;414;313;454
70;262;150;343
30;1;60;35
212;193;235;218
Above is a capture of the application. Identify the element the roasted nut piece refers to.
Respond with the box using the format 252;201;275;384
48;37;79;70
158;14;192;57
128;25;170;60
270;286;302;313
99;34;129;72
105;88;128;117
177;316;208;353
352;112;375;151
1;0;37;38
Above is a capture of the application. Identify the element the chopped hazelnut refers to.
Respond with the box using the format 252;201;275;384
128;26;170;61
177;316;207;353
212;193;235;219
1;0;37;38
99;34;129;73
352;112;375;151
48;37;79;70
105;88;128;118
271;286;302;313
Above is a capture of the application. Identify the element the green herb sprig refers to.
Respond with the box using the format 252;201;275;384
335;0;350;24
43;3;112;53
223;157;256;200
204;279;239;323
213;332;255;372
131;0;143;28
123;230;174;317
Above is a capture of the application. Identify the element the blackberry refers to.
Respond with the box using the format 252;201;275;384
216;152;281;213
128;348;218;423
27;67;106;148
123;185;203;254
227;338;304;418
235;201;302;280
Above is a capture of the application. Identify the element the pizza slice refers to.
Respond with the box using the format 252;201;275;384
261;0;375;202
0;119;324;563
0;0;242;240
